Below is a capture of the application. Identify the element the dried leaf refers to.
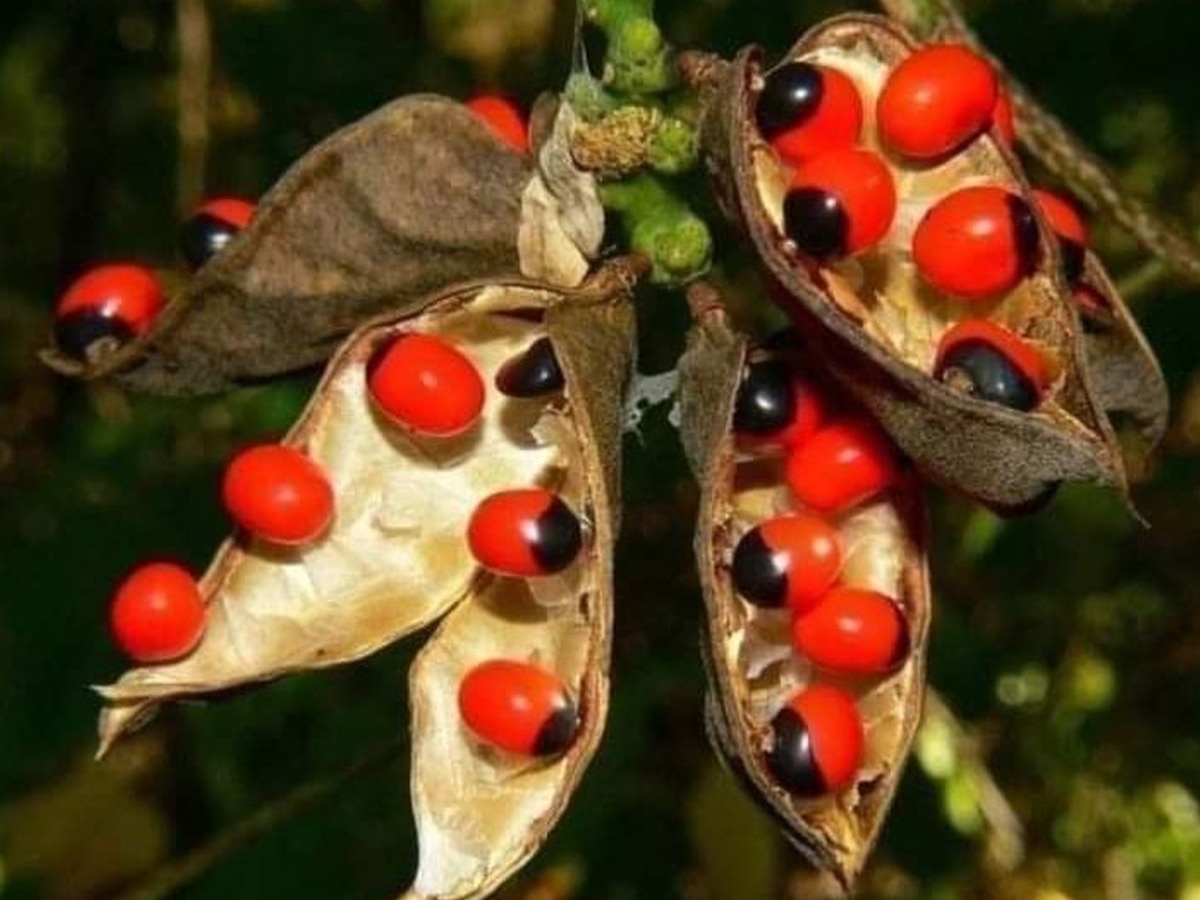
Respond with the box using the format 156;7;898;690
519;100;605;288
679;306;930;889
691;14;1127;511
43;96;530;395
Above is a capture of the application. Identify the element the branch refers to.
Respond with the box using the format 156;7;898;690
111;738;404;900
176;0;212;216
876;0;1200;286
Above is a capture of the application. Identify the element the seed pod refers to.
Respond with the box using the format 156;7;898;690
686;13;1128;511
679;296;929;889
41;96;532;394
96;259;641;900
1073;253;1168;450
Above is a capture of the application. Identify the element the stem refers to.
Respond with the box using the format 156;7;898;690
111;738;404;900
876;0;1200;286
176;0;211;217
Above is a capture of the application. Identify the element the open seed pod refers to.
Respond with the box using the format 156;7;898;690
1072;254;1168;450
679;292;930;889
689;14;1126;511
96;258;641;899
42;96;533;395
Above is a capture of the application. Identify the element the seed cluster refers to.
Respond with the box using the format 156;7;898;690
752;41;1110;415
729;347;912;797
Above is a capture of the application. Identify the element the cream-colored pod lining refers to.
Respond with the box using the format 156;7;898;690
96;287;567;754
752;26;1067;389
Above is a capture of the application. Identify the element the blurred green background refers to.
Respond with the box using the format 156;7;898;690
3;0;1200;898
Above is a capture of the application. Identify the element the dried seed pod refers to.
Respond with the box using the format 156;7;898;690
96;259;641;900
1073;252;1169;452
679;298;929;889
42;96;532;395
688;14;1127;511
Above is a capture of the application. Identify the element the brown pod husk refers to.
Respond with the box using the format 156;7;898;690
43;96;531;395
96;259;641;899
1075;254;1168;449
679;305;930;889
691;14;1126;511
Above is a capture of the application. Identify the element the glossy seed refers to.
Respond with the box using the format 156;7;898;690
934;319;1047;412
792;587;909;674
367;333;485;436
458;660;580;756
180;197;256;271
54;264;165;361
467;488;583;577
495;337;564;398
1031;188;1088;285
109;562;206;664
756;62;863;164
784;149;895;260
786;418;899;514
767;686;864;797
730;515;842;613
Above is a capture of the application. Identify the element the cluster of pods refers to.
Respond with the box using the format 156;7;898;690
727;346;911;796
752;37;1097;414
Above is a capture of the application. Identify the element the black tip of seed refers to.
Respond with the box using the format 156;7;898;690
731;527;787;608
180;213;241;271
533;700;580;756
936;340;1039;412
1006;194;1041;279
733;360;795;436
495;337;564;398
532;497;583;574
766;708;827;797
783;188;848;261
1060;239;1086;285
54;309;135;361
755;61;824;141
888;605;912;671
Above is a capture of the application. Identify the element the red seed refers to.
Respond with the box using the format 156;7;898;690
912;186;1040;300
792;587;909;674
877;44;998;159
786;418;899;514
767;685;864;795
784;148;896;259
936;319;1049;397
367;334;485;437
466;95;529;154
760;63;864;165
110;562;206;663
222;445;334;545
467;488;582;577
730;514;844;613
458;659;579;756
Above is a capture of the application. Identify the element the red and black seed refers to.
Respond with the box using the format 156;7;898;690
495;337;565;398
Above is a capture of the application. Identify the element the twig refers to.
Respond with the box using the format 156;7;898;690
110;737;404;900
876;0;1200;286
176;0;212;216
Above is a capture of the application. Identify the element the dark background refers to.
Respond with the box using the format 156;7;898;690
2;0;1200;898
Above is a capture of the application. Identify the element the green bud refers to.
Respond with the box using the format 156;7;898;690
647;116;698;174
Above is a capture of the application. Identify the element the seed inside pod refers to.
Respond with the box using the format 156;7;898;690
54;264;164;362
109;562;206;664
465;94;529;154
367;333;486;436
1031;188;1088;285
733;360;826;448
458;659;580;757
222;445;335;545
495;336;565;398
912;186;1040;301
783;148;896;260
467;488;583;577
785;418;899;514
792;587;909;675
755;61;863;165
731;515;843;613
934;319;1047;412
180;197;256;271
766;685;865;797
877;44;998;160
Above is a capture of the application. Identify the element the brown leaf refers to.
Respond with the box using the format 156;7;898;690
43;96;530;395
690;14;1129;511
679;302;930;890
